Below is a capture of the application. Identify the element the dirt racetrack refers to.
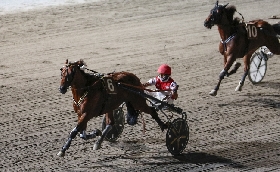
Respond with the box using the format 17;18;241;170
1;0;280;171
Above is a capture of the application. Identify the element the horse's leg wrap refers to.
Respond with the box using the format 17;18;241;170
80;130;87;139
235;71;248;91
126;102;139;126
228;62;241;76
93;125;112;150
57;127;78;156
210;69;228;96
80;129;102;140
219;69;228;80
209;81;221;96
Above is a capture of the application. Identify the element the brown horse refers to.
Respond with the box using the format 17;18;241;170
57;59;167;157
204;1;280;96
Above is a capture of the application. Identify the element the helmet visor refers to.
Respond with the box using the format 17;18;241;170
159;74;170;81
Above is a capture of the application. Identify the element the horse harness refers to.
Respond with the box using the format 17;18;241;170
72;73;113;116
219;9;247;53
220;22;254;53
220;33;237;52
72;91;89;107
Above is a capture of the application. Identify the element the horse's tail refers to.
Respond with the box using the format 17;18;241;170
272;23;280;35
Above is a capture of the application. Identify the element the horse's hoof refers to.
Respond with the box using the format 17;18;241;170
160;123;168;132
93;142;101;150
209;90;217;96
57;151;65;157
94;129;102;136
235;82;243;91
234;62;241;68
235;85;242;91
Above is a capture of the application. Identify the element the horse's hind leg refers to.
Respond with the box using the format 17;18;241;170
126;101;140;125
235;71;248;91
79;122;101;140
235;54;251;91
93;112;113;150
266;38;280;55
228;61;241;76
80;129;102;140
135;100;168;131
149;107;168;131
127;95;167;131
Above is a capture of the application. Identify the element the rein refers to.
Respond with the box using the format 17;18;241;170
235;10;244;22
84;67;99;74
118;82;173;92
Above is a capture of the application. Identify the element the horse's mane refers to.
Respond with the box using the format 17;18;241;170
225;5;241;26
73;60;141;86
72;59;100;84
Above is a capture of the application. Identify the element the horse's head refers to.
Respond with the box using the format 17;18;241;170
59;59;87;94
204;1;229;29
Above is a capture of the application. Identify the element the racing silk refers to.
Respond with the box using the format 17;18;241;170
148;76;177;91
147;76;178;104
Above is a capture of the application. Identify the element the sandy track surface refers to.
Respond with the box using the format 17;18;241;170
1;0;279;171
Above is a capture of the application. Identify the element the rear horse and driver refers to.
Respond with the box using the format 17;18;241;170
204;1;280;96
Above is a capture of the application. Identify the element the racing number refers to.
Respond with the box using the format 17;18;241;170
103;77;117;94
247;24;258;38
106;79;115;92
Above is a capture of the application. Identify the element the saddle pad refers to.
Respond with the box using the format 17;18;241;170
246;22;259;39
102;76;117;94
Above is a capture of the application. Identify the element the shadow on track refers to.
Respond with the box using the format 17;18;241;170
173;152;245;168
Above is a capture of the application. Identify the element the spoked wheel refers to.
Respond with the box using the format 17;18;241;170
166;118;189;155
102;105;125;142
248;50;267;84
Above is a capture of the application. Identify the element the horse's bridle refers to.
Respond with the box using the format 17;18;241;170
204;1;229;29
60;64;76;93
209;5;226;27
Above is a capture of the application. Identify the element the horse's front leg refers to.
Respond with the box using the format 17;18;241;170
93;112;113;150
209;69;228;96
57;108;82;157
57;126;79;157
57;112;100;157
235;55;251;91
210;53;237;96
79;121;101;140
210;53;228;96
209;62;241;96
79;130;102;140
57;112;86;157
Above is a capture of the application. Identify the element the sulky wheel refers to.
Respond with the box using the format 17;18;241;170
166;118;189;155
102;105;125;142
248;49;267;84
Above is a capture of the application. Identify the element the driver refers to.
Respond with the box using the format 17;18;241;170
143;64;178;106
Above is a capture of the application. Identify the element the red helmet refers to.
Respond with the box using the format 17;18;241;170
157;64;171;75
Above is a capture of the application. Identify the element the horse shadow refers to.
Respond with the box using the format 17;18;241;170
118;151;245;171
107;139;244;169
252;81;280;90
246;81;280;108
172;152;245;168
217;81;280;108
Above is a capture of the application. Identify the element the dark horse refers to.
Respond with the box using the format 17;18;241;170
204;1;280;96
57;59;167;157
